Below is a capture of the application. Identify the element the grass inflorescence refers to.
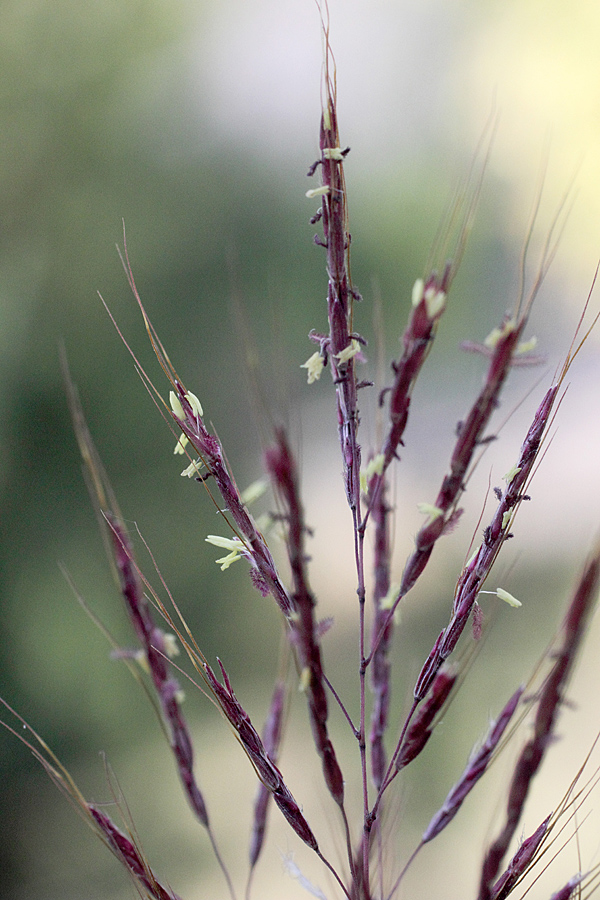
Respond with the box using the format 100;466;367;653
3;6;600;900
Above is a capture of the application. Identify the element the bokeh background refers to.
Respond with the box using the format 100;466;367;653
2;1;600;898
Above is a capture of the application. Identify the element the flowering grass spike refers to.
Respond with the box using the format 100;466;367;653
2;6;600;900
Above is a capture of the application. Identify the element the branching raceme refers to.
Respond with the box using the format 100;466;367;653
3;6;600;900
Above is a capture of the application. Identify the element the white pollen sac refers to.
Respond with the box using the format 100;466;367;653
299;667;311;692
185;390;203;418
364;453;385;480
503;464;522;484
169;390;185;421
416;502;443;520
240;478;267;506
305;185;331;199
484;318;516;350
163;633;180;658
174;434;189;455
335;339;360;365
411;278;424;307
205;534;244;552
424;287;446;320
517;336;537;354
180;459;204;478
496;588;522;608
380;583;401;613
301;351;325;384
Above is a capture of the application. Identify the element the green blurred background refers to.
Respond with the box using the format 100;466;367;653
2;1;600;898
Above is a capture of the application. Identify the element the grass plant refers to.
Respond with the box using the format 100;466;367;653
3;6;600;900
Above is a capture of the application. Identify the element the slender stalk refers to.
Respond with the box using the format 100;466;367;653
3;9;600;900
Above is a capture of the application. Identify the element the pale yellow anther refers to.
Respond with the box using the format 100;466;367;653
323;102;332;131
206;534;244;552
301;351;325;384
503;464;522;484
361;453;385;493
465;548;478;569
411;278;424;308
483;327;500;350
214;551;241;570
501;510;512;530
479;588;522;608
180;459;204;478
417;503;444;521
299;666;311;692
484;318;516;350
185;390;203;418
206;534;245;570
175;689;186;704
496;588;522;608
366;453;385;479
424;286;446;320
169;390;185;421
163;633;180;658
516;336;537;354
335;339;360;365
305;185;331;199
380;582;401;612
323;147;344;161
174;434;189;455
241;478;267;505
135;650;150;675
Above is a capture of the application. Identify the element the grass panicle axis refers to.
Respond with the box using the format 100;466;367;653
2;8;600;900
